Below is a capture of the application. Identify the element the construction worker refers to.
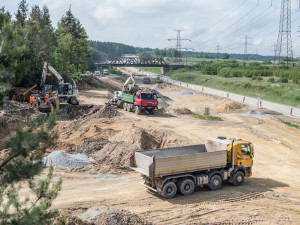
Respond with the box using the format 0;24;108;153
45;92;49;104
33;95;37;107
38;95;41;106
30;95;33;106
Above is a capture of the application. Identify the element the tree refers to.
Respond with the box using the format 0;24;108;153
55;7;90;78
139;51;153;60
0;6;62;224
15;0;28;28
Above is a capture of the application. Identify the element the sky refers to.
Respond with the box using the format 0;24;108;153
2;0;300;56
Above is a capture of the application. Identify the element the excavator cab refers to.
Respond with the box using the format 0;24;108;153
58;83;73;95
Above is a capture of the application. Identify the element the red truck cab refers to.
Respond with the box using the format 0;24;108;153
134;91;158;114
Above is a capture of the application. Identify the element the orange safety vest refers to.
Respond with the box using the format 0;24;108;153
30;96;33;104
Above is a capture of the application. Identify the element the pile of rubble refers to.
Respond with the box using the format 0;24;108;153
80;206;152;225
43;150;95;168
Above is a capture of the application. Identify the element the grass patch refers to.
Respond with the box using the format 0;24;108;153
280;120;299;128
194;114;222;121
165;70;300;107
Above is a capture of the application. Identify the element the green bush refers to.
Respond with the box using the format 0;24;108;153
268;77;275;82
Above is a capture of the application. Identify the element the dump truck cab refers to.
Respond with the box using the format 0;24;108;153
227;139;254;178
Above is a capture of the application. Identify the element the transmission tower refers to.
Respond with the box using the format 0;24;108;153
274;0;293;67
168;30;191;58
216;43;220;59
242;35;251;60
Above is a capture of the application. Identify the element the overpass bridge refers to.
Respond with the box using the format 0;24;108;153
95;57;185;74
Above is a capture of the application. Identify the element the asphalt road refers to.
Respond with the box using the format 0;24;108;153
157;75;300;118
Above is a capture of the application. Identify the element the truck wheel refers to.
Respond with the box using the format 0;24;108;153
149;109;155;115
117;100;123;108
135;106;140;115
208;175;222;191
162;182;177;198
127;103;132;112
123;103;127;111
69;97;79;105
232;171;244;186
178;178;195;196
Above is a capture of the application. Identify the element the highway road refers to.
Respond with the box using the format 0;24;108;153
157;75;300;118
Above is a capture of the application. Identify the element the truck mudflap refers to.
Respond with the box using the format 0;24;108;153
138;182;158;192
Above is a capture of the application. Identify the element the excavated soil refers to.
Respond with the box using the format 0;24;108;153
80;206;152;225
59;104;94;121
172;107;194;115
213;99;247;112
0;101;39;149
92;124;190;167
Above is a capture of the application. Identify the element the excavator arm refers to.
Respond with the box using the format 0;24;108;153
40;62;64;87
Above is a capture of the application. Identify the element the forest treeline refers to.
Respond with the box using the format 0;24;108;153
89;40;182;61
0;0;91;88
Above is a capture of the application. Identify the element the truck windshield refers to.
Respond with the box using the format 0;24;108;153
141;93;155;100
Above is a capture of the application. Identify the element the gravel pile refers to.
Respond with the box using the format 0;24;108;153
43;151;95;168
80;206;152;225
173;89;196;96
247;110;272;118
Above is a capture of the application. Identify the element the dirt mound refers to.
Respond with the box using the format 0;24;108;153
69;105;120;130
0;101;39;150
174;88;197;96
92;125;190;167
76;137;109;154
4;101;39;118
59;104;94;121
80;206;152;225
173;107;194;115
213;99;246;112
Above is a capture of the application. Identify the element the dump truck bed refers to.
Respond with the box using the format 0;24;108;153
132;144;227;177
121;93;134;103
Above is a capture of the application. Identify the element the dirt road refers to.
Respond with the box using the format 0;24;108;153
48;75;300;224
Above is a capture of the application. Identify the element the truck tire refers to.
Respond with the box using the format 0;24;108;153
149;108;155;115
127;103;132;112
123;103;127;111
162;182;177;198
69;97;79;105
135;106;140;115
208;175;222;191
178;178;195;196
232;171;244;186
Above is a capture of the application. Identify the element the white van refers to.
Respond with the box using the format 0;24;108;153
94;71;101;76
103;69;108;75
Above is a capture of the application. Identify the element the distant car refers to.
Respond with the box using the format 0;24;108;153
103;69;108;75
94;71;101;76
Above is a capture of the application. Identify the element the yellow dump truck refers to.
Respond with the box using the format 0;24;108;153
130;137;254;198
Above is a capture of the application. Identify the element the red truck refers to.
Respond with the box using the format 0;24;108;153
122;91;158;115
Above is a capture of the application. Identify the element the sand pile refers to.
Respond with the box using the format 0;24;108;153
80;206;152;225
92;125;190;167
173;89;197;96
172;107;194;115
213;99;246;112
43;150;95;168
